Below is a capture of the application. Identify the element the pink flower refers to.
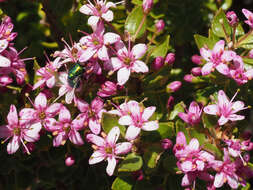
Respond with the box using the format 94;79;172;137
142;0;153;14
155;19;165;33
191;67;202;76
118;100;158;140
200;40;236;76
242;9;253;28
152;56;164;71
178;101;202;126
166;81;182;92
165;53;175;65
33;57;61;90
161;138;173;150
173;132;215;188
87;126;132;176
212;149;240;189
97;80;118;97
79;0;116;30
57;72;78;104
75;97;105;135
110;41;148;85
226;11;238;26
46;106;85;146
204;90;247;125
65;156;75;166
229;56;253;85
0;105;41;154
79;22;120;62
0;75;12;86
19;92;62;127
191;55;202;65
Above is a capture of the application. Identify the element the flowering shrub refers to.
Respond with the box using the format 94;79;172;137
1;0;253;189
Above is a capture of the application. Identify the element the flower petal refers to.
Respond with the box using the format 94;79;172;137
34;93;47;110
216;63;230;76
227;175;239;189
117;67;130;85
104;32;120;44
118;115;133;126
141;121;159;131
214;172;225;188
201;62;213;75
88;16;100;31
0;125;12;138
125;125;141;141
102;10;114;22
176;132;186;146
115;142;132;155
131;44;147;59
86;134;105;146
106;126;120;146
142;106;156;121
23;122;42;142
132;60;149;73
203;104;218;115
59;106;71;122
106;157;116;176
7;105;18;126
98;45;109;61
200;47;211;61
69;130;84;145
187;138;199;151
45;103;62;117
79;4;94;15
0;54;11;67
218;115;229;126
88;118;101;135
7;135;20;154
89;150;105;164
213;40;225;54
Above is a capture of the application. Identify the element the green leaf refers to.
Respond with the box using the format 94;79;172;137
101;113;126;136
150;35;170;59
125;6;147;40
118;153;143;172
237;32;253;49
221;0;232;10
211;8;231;38
189;128;206;145
169;102;184;120
112;176;134;190
243;58;253;65
157;122;175;139
143;144;163;169
194;34;218;49
235;24;245;37
240;183;251;190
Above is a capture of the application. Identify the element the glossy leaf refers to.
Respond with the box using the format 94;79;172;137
194;34;218;49
101;113;126;136
112;176;134;190
169;102;184;120
150;35;170;59
118;153;143;172
125;6;147;40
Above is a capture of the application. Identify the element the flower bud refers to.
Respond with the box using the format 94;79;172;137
244;153;250;162
155;19;165;33
65;156;75;166
142;0;153;14
97;81;117;97
226;11;238;26
165;53;175;65
132;170;144;181
166;81;182;93
184;74;194;82
166;96;174;109
152;56;164;71
191;67;202;76
161;138;173;150
191;55;202;65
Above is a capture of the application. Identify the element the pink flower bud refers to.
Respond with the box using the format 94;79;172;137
226;11;238;26
152;56;164;71
65;156;75;166
166;96;174;109
166;81;182;93
184;74;194;82
0;75;13;86
191;55;202;65
142;0;153;14
97;81;117;97
191;67;202;76
155;19;165;33
161;138;173;150
165;53;175;65
244;153;250;162
132;170;144;181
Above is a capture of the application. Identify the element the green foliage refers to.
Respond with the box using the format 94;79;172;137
118;153;143;172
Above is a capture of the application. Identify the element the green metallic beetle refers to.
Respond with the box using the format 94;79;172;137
67;63;85;88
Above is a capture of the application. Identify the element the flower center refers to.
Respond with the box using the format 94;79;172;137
13;127;21;136
105;146;113;154
39;112;46;120
124;57;132;65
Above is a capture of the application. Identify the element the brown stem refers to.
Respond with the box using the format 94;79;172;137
132;14;147;42
235;29;253;48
